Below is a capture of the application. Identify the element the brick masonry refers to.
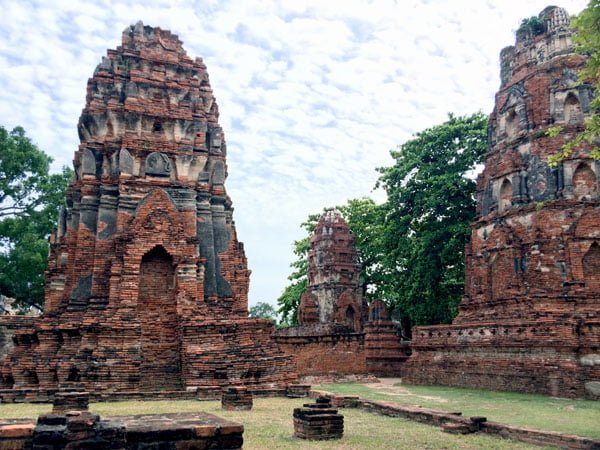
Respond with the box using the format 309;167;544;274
402;6;600;399
273;212;410;376
293;395;344;440
0;412;244;450
0;22;296;398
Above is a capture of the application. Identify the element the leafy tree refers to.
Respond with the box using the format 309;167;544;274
248;301;279;323
0;125;71;311
276;213;320;325
548;0;600;165
517;16;546;37
336;198;388;300
377;113;488;331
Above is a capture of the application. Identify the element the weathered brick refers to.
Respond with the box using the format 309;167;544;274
0;21;295;399
403;6;600;399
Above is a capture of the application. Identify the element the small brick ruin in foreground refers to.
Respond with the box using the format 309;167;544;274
293;395;344;440
403;6;600;399
221;386;253;411
0;22;295;399
274;210;410;376
0;392;243;449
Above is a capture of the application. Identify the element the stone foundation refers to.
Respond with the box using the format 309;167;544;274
0;412;243;450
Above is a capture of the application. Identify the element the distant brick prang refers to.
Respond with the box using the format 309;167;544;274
0;22;295;398
300;209;366;330
403;6;600;399
274;213;409;377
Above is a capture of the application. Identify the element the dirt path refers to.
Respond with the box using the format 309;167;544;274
363;378;449;403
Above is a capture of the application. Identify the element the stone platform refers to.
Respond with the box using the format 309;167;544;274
0;412;243;449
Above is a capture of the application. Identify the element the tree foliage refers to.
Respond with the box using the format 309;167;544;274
276;113;488;332
548;0;600;165
377;113;488;329
276;213;320;325
248;301;279;323
0;125;71;311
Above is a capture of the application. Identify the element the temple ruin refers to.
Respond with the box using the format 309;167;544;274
403;6;600;399
0;22;295;399
274;210;409;376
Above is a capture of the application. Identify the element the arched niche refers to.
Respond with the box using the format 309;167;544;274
345;305;356;328
499;179;512;212
137;245;182;390
573;163;597;200
564;92;583;124
583;242;600;291
505;109;518;139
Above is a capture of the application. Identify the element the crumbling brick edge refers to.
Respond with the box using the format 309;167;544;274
310;390;600;450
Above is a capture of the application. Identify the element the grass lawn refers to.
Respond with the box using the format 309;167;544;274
0;397;541;449
315;380;600;439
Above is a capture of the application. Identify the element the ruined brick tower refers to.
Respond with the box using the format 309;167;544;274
0;22;295;397
403;6;600;399
298;209;366;331
272;210;408;377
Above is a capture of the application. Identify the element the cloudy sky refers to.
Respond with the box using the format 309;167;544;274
0;0;588;308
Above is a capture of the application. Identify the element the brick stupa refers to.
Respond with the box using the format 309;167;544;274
0;22;295;397
403;7;600;399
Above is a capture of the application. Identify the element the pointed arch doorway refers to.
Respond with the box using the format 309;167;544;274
138;245;183;390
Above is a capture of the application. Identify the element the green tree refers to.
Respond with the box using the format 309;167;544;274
276;213;320;325
377;113;488;331
548;0;600;165
0;125;71;311
248;301;279;323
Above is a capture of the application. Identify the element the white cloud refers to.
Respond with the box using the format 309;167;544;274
0;0;588;308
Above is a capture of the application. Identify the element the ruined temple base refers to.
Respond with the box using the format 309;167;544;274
0;316;297;402
402;318;600;400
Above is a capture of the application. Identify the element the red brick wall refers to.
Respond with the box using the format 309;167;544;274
274;334;367;375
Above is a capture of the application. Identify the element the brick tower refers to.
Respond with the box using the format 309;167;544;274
298;209;366;331
0;22;295;397
403;6;600;399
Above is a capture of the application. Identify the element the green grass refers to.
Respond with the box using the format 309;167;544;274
0;397;540;449
315;382;600;439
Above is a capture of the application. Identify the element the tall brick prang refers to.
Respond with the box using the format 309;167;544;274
0;22;295;397
403;6;600;399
